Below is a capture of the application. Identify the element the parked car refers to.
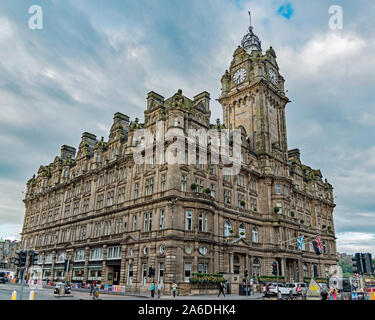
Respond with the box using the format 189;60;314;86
265;283;290;296
54;282;71;294
286;282;308;295
0;272;6;284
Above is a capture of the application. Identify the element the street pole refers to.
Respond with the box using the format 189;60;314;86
19;250;29;300
276;261;280;300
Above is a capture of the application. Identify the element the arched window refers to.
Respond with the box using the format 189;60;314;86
239;224;246;238
252;227;258;243
224;221;232;237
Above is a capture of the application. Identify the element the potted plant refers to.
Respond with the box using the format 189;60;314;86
274;206;280;214
240;200;246;207
322;224;326;229
203;188;211;194
229;229;234;234
300;219;304;224
226;199;231;204
327;226;332;231
253;207;257;212
191;183;197;191
290;211;295;217
240;232;245;236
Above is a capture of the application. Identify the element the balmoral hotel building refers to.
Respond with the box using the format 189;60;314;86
21;20;338;294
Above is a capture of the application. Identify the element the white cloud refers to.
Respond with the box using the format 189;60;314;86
336;232;375;255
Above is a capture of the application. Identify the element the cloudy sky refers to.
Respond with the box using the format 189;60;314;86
0;0;374;255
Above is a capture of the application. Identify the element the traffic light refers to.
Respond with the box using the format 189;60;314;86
15;250;27;269
244;268;248;278
362;253;373;275
272;262;278;275
29;251;39;267
352;253;362;275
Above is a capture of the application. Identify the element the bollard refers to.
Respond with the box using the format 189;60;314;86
29;291;34;300
11;291;17;300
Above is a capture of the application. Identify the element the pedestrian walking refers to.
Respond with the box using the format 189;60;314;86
150;282;155;298
218;281;226;297
296;284;303;300
249;278;254;296
172;282;177;298
90;283;94;296
157;281;163;298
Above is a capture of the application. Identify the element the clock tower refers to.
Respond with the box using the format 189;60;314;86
218;14;290;166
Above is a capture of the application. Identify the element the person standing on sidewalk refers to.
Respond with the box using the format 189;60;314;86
172;282;177;298
218;281;226;297
249;277;254;296
150;282;155;298
157;281;163;298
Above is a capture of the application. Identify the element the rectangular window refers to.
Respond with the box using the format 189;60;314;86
145;178;154;196
64;205;70;217
89;247;103;261
107;246;121;259
74;249;85;262
158;262;164;282
237;174;244;187
104;221;111;235
115;218;123;234
161;174;166;192
143;213;152;232
142;263;147;286
106;190;115;206
224;189;231;204
276;184;281;195
119;167;127;180
135;183;139;198
133;215;137;231
181;175;187;191
70;228;76;242
184;263;192;282
210;184;215;198
198;213;203;232
73;202;79;215
118;187;126;203
160;209;165;230
185;210;192;231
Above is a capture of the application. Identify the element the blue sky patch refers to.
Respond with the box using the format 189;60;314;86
277;2;294;19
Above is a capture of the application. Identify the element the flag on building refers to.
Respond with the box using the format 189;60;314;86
313;235;324;255
297;235;304;250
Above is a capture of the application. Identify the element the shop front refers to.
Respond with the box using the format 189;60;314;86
53;265;65;281
42;266;52;282
106;259;121;285
87;264;102;284
72;265;85;286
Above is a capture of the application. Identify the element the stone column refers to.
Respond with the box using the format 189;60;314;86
51;250;56;282
229;252;233;273
83;246;90;285
119;244;127;286
67;249;74;282
297;259;303;282
102;244;107;285
281;257;286;277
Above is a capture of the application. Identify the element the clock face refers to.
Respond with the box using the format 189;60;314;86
233;68;247;85
268;69;278;85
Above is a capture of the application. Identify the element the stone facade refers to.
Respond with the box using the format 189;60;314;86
0;239;21;272
20;21;338;295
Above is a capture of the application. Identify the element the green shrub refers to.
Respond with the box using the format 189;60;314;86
191;183;197;191
274;206;280;213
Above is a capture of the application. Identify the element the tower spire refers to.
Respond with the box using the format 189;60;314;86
241;10;261;53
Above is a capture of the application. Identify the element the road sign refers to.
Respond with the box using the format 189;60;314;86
306;279;321;300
